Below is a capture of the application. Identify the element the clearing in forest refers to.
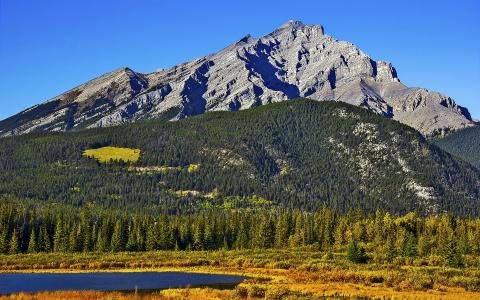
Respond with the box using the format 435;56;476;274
83;146;140;163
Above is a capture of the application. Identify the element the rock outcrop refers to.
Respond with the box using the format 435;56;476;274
0;20;473;136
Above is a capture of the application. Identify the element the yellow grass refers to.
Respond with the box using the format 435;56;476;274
2;250;480;299
83;146;140;163
187;163;200;172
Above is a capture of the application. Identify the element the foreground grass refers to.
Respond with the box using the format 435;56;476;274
82;146;140;163
1;249;480;299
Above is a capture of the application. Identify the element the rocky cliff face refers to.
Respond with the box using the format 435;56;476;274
0;20;473;136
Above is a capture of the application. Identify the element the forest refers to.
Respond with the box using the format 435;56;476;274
0;99;479;216
433;125;480;169
0;198;475;269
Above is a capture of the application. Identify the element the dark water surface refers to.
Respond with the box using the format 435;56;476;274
0;272;245;294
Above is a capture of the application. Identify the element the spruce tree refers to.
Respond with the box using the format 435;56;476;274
385;237;397;262
193;223;204;250
443;239;464;268
0;228;8;254
111;219;126;252
27;229;38;254
401;232;417;257
8;229;20;254
347;238;367;263
53;220;65;253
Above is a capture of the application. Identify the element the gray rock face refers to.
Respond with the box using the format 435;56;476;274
0;20;473;136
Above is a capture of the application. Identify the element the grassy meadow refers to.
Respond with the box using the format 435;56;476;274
1;249;480;299
82;146;141;163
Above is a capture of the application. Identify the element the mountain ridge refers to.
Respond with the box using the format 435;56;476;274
0;20;474;136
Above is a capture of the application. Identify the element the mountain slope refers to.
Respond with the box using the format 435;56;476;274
433;125;480;169
0;21;473;137
1;99;479;216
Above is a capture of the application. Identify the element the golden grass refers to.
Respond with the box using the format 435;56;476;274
82;146;141;163
187;163;200;173
0;289;233;300
1;250;480;299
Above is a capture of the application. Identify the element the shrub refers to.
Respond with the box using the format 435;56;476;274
322;251;334;262
427;255;445;266
247;285;266;298
400;272;434;290
451;276;480;292
233;285;248;298
272;261;291;269
265;286;290;300
347;239;368;263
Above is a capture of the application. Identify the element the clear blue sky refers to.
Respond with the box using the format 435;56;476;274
0;0;479;120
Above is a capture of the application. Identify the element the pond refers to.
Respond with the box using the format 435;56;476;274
0;271;245;295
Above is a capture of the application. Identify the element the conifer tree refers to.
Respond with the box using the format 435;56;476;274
8;229;20;254
0;228;8;254
385;237;397;263
443;239;464;268
111;219;126;252
53;220;65;253
193;222;204;250
27;229;37;254
347;238;367;263
40;226;51;252
401;232;417;257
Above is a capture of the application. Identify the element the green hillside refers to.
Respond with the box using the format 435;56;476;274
1;99;479;215
433;125;480;169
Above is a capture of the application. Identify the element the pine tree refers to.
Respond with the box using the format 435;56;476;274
53;220;65;253
347;238;367;263
40;226;51;252
274;213;290;248
234;219;248;249
401;232;417;257
126;224;137;252
145;221;158;251
0;228;8;254
443;239;464;268
193;222;204;250
68;223;80;252
27;228;38;253
111;219;126;252
203;223;214;250
8;229;20;254
385;237;397;263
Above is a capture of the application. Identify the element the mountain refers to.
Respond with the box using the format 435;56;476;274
1;100;479;216
433;125;480;169
0;20;473;137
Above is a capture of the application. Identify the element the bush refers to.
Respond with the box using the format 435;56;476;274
234;285;248;298
347;239;368;263
265;286;290;300
427;255;445;266
451;276;480;292
248;285;266;298
400;272;434;290
322;251;334;262
272;261;291;269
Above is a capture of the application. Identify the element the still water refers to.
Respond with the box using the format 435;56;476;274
0;272;245;294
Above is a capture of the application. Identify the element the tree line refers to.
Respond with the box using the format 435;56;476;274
0;200;476;267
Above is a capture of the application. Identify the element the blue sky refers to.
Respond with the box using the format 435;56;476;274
0;0;479;120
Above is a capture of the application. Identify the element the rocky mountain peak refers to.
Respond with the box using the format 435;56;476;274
280;20;306;29
0;21;473;137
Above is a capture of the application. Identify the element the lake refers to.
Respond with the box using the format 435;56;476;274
0;272;245;295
